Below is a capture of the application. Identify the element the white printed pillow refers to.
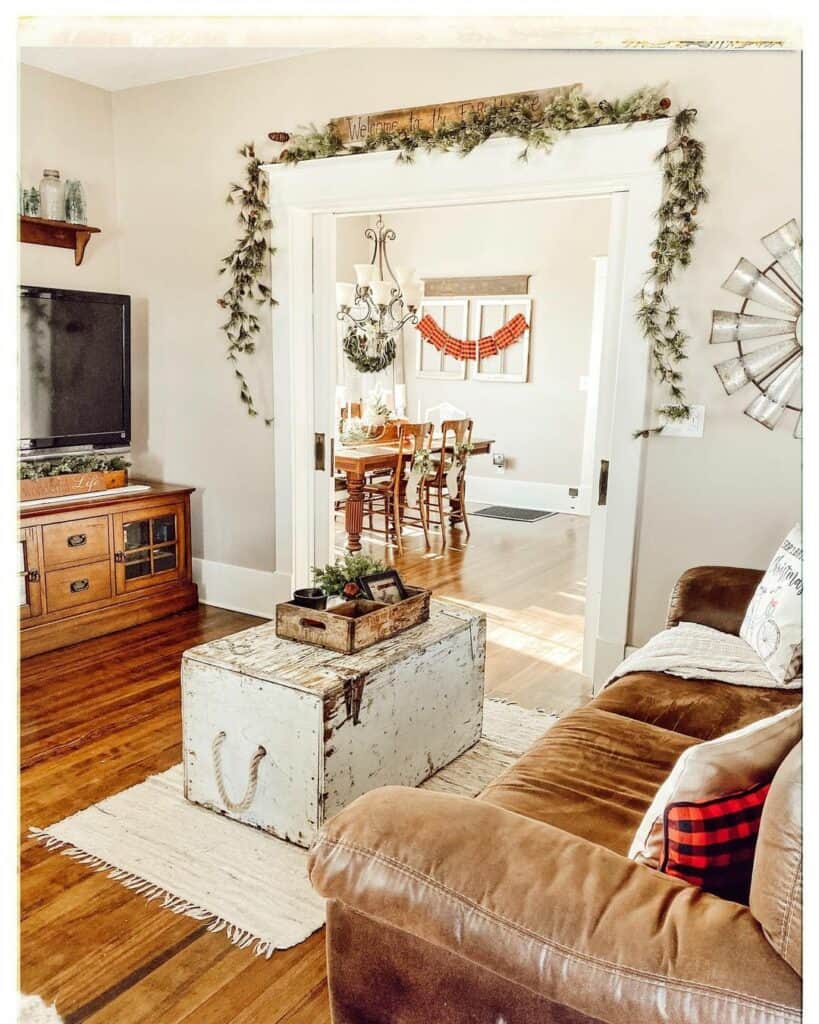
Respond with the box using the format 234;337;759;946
740;526;803;686
629;704;802;869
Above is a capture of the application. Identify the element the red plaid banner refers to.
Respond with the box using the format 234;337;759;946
415;313;528;362
661;782;770;902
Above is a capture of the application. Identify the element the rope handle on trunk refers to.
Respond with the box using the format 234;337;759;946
211;731;267;813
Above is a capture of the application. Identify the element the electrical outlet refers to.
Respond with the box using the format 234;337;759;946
660;405;706;438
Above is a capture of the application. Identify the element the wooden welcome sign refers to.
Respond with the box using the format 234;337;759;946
329;84;581;148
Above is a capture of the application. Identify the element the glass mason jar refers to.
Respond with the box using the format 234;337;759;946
39;169;64;220
65;180;88;224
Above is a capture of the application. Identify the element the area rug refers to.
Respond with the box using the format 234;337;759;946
472;505;558;522
18;994;64;1024
30;698;556;958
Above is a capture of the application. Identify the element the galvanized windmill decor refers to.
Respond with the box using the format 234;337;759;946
710;219;802;438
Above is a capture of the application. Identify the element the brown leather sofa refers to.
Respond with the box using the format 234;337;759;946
309;567;802;1024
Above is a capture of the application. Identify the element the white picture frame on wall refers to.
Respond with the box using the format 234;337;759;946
471;296;532;382
414;298;468;380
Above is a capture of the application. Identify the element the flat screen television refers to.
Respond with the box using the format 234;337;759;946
19;285;131;452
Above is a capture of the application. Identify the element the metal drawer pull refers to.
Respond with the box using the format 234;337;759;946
211;731;267;812
67;533;87;547
70;578;90;593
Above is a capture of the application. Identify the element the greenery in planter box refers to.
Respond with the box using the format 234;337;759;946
312;553;387;596
18;454;130;480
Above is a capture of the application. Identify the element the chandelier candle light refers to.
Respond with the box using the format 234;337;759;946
337;215;424;374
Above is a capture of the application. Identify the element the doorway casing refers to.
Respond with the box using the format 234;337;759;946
265;120;670;687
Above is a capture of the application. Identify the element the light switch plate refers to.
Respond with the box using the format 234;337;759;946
660;404;706;438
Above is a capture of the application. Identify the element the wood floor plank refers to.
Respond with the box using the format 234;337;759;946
21;514;589;1022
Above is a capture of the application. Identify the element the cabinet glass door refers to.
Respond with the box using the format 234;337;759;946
18;527;43;619
114;504;184;593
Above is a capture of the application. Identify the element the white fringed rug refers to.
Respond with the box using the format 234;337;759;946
30;698;555;958
19;995;64;1024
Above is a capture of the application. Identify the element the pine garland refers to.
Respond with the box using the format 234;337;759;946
218;142;276;423
279;87;707;433
18;454;130;480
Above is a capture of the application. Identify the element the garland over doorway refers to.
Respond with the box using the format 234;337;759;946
220;87;706;433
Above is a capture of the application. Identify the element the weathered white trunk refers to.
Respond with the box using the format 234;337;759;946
182;600;485;848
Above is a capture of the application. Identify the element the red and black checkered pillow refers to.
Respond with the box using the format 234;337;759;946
660;781;771;902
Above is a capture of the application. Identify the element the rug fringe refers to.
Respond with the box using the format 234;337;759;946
27;827;280;958
484;695;558;718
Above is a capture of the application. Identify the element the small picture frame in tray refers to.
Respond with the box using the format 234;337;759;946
357;569;407;605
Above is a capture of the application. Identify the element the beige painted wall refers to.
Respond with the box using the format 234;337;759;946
19;64;121;293
22;47;797;642
337;198;610;503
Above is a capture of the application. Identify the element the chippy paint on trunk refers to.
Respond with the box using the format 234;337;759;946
182;601;486;848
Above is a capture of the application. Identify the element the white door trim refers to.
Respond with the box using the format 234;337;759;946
265;121;669;684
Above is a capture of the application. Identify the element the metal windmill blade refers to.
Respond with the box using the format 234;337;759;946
711;219;802;435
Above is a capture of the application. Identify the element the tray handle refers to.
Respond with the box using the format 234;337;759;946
300;618;327;630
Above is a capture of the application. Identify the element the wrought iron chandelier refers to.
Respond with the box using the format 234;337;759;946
336;215;424;372
710;218;802;437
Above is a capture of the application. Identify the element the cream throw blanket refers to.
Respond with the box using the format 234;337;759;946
607;621;801;690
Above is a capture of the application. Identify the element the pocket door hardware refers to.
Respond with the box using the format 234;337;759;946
597;459;610;507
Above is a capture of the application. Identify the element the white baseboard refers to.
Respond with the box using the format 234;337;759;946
466;476;590;516
193;558;291;618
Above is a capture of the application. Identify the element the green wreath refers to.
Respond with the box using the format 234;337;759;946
342;328;396;374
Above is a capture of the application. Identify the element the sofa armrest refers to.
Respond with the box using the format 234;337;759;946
309;787;800;1024
666;566;764;635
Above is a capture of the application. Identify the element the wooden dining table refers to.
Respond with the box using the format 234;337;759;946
335;434;494;551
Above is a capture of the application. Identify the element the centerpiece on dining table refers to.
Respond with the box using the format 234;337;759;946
340;386;393;444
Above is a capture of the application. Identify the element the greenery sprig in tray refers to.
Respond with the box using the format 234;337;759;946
18;453;130;480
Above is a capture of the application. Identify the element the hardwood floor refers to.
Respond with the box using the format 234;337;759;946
21;512;590;1022
337;507;591;714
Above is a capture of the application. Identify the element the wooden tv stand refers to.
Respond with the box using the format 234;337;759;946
19;481;199;658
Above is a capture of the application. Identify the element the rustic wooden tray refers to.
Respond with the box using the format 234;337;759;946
276;586;431;654
20;469;128;502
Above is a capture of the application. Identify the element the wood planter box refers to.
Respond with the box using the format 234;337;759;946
20;469;128;502
276;586;431;654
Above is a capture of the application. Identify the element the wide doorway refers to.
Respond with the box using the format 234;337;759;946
328;195;611;712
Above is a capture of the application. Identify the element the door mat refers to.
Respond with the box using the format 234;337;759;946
30;698;557;958
473;506;558;522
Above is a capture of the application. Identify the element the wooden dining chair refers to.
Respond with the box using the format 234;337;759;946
422;418;474;549
364;422;432;553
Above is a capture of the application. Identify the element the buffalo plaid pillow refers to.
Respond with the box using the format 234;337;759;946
660;781;771;903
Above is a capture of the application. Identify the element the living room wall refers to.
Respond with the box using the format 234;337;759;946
95;47;799;643
19;64;121;294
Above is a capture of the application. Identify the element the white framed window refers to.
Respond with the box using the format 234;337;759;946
414;298;468;380
470;296;532;382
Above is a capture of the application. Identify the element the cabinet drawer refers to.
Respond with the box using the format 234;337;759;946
45;560;112;613
43;516;110;568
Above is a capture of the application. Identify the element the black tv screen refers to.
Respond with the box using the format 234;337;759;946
20;286;131;451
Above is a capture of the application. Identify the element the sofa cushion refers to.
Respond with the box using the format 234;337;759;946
593;672;802;740
750;742;802;976
740;525;803;686
629;705;801;871
660;780;770;902
478;706;698;855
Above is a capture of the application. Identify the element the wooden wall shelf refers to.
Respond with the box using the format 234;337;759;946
19;215;101;266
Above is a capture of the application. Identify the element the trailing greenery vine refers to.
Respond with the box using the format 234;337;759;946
18;453;130;480
218;142;276;423
276;86;706;433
